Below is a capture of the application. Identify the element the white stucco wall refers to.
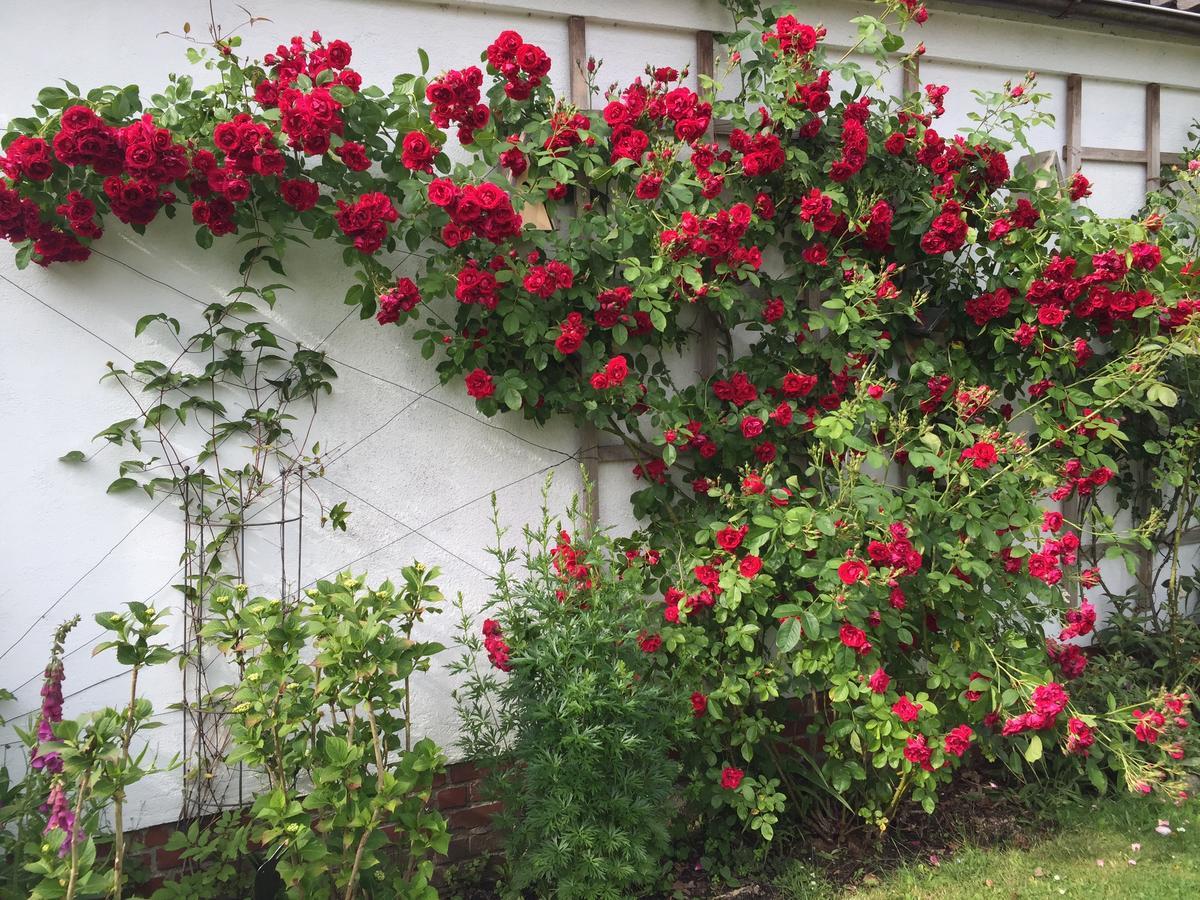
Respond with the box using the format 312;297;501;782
1;0;1198;828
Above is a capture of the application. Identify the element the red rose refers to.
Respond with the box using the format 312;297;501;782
740;415;764;438
280;178;320;211
326;39;353;69
739;555;762;578
892;696;922;723
720;767;744;790
868;668;890;694
465;368;495;399
716;525;748;551
604;355;629;385
839;623;871;655
335;141;371;171
837;559;868;585
635;174;663;199
943;724;973;757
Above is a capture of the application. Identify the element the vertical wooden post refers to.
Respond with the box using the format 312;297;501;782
1065;74;1082;175
902;55;920;97
695;30;715;103
694;30;720;382
1145;82;1161;192
568;17;589;109
567;16;601;529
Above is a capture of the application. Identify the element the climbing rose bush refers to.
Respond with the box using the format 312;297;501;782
2;0;1198;837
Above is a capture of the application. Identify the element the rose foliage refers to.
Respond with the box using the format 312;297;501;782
3;0;1199;840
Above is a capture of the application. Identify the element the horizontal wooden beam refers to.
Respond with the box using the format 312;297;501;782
1078;146;1146;164
596;443;655;464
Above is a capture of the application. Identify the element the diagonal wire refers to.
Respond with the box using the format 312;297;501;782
316;473;493;578
89;248;579;460
0;452;588;734
1;564;186;697
0;494;171;665
306;453;584;585
0;272;137;364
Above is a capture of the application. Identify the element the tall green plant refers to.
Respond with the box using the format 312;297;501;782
452;492;682;899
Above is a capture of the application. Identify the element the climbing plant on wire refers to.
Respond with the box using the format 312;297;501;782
1;0;1199;851
4;10;347;822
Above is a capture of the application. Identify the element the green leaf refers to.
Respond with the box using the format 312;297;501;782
107;477;138;493
1024;734;1043;763
38;86;70;109
59;450;87;463
776;617;802;653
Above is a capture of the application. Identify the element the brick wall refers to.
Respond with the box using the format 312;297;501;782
117;760;500;891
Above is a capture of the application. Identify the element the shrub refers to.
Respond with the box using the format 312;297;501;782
203;568;450;898
452;494;681;898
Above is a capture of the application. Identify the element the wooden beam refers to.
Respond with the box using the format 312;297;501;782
902;55;920;97
1079;146;1147;164
1146;82;1161;192
596;443;653;464
568;16;601;530
695;30;715;97
695;29;721;382
1065;74;1082;175
567;16;589;109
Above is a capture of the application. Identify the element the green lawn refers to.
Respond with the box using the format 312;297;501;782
772;795;1200;900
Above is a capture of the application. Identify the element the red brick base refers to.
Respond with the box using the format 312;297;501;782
118;759;498;890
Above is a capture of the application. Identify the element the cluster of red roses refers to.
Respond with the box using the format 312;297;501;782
482;618;512;672
882;689;975;772
965;287;1013;326
1001;681;1071;736
729;127;786;178
920;199;968;255
1049;457;1116;503
1022;248;1161;336
1131;693;1191;769
1;135;58;183
522;257;574;299
1;105;190;260
375;277;423;325
254;32;360;108
333;191;398;254
192;114;283;235
661;202;761;272
427;178;522;248
254;34;359;155
601;75;712;166
830;98;871;183
549;530;592;598
426;66;489;145
0;179;87;264
485;30;551;102
987;196;1040;241
589;355;631;390
762;14;823;56
455;260;502;311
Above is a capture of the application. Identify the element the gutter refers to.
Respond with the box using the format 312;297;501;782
941;0;1200;38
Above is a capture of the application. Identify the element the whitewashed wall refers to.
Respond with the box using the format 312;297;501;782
1;0;1198;829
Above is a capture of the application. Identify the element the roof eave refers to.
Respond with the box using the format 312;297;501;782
940;0;1200;39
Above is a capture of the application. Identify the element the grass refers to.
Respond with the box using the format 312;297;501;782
770;794;1200;900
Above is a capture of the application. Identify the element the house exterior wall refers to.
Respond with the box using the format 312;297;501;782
1;0;1197;829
